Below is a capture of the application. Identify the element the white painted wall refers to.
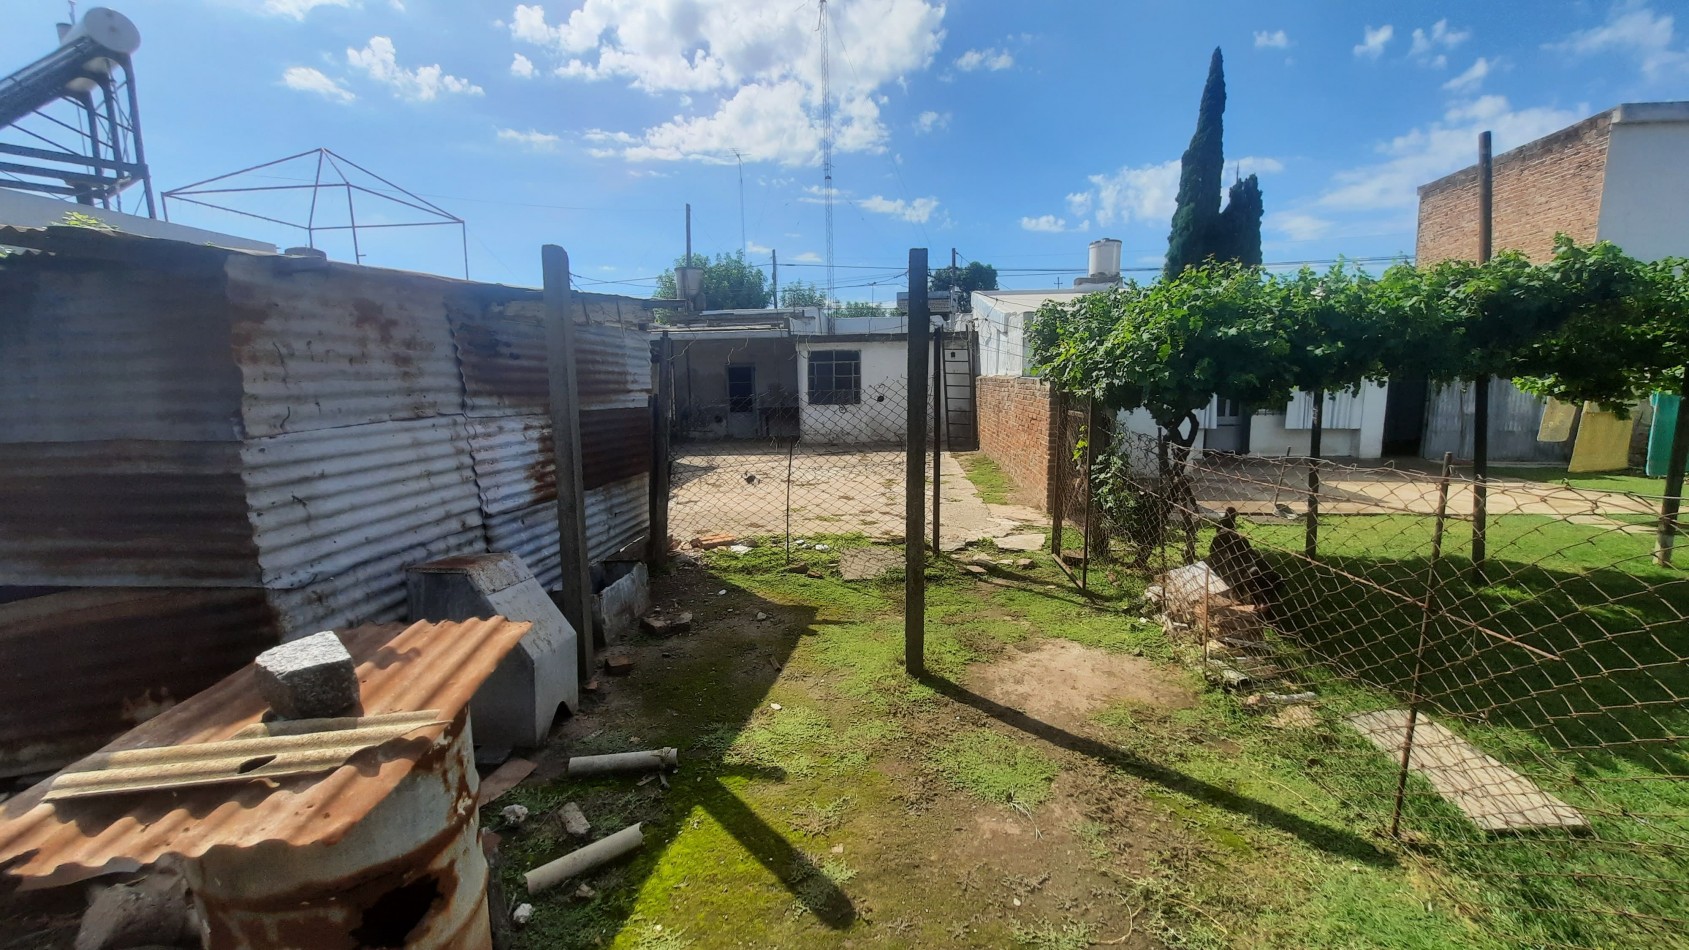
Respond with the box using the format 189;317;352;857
0;189;275;251
1247;382;1390;458
1597;104;1689;262
971;289;1093;377
797;339;934;444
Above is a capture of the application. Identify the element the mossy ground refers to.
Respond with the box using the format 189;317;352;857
482;493;1684;948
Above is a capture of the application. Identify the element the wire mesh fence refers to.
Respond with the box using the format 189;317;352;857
658;329;943;563
1060;415;1689;949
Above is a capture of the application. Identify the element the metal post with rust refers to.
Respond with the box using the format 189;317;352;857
1081;399;1097;590
1306;391;1323;561
1049;386;1065;566
906;249;930;676
932;325;945;553
1472;130;1493;582
542;245;596;679
1390;451;1454;838
647;331;673;566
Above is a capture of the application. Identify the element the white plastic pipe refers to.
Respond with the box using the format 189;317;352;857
524;823;645;894
566;747;678;777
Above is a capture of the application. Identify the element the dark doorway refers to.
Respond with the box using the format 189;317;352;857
1382;373;1428;457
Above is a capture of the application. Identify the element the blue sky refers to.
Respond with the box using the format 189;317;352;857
4;0;1686;300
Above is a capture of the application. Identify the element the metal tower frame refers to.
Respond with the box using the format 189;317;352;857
161;148;469;278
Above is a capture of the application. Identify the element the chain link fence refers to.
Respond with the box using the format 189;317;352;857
658;330;937;562
1058;410;1688;949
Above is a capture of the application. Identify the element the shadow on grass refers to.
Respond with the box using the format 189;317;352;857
915;672;1396;866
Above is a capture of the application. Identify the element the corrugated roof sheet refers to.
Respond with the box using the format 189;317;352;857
466;414;554;514
0;588;282;779
0;617;531;890
226;257;465;439
587;475;649;563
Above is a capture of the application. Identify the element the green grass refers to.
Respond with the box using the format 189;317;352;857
956;451;1018;505
929;728;1060;807
1489;464;1666;497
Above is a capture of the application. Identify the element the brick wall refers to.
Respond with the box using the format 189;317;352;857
1417;111;1611;265
976;375;1055;509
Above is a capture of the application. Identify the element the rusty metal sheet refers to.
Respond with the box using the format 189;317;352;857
244;416;485;591
466;414;554;514
224;256;465;438
0;441;259;587
0;587;282;779
0;617;531;890
484;502;562;591
576;322;654;411
582;406;653;490
0;254;245;443
450;301;548;418
586;474;650;563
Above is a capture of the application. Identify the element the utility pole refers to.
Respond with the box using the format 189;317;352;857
733;148;746;257
771;248;779;309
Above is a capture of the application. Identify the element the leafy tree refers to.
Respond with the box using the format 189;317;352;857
833;300;890;319
655;250;771;310
1166;49;1227;278
929;261;998;311
780;281;829;308
1164;48;1266;276
1214;175;1263;267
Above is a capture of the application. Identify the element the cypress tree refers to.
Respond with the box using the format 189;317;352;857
1165;48;1226;279
1215;174;1264;266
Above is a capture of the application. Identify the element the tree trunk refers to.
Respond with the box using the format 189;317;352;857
1655;367;1689;566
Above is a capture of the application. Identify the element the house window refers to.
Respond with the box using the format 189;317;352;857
727;365;755;413
808;350;861;405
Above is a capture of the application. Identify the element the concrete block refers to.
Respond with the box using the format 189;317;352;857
253;631;358;720
408;553;578;750
593;561;650;640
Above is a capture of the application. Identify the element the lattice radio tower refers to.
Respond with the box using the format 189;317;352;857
817;0;834;307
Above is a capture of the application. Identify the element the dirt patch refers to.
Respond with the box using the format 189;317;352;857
968;639;1196;731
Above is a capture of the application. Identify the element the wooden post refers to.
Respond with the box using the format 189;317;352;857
1306;390;1323;560
932;325;943;553
542;245;596;678
1392;452;1454;838
1049;386;1065;562
1656;368;1689;566
906;249;929;677
1081;399;1097;589
647;331;673;566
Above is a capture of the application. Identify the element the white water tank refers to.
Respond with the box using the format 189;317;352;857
57;8;140;93
1088;238;1122;280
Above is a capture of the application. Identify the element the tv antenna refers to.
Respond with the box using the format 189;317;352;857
817;0;834;308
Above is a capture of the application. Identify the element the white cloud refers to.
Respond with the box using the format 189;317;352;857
859;195;940;223
497;128;561;150
1074;155;1283;227
1442;57;1492;93
1316;95;1585;212
1020;214;1086;233
1409;19;1471;62
1548;2;1689;80
1266;211;1333;242
1253;30;1290;50
914;110;950;133
247;0;354;18
389;0;406;10
954;47;1013;71
346;36;484;101
793;251;823;263
519;0;946;165
511;53;537;78
1354;24;1393;59
281;66;356;102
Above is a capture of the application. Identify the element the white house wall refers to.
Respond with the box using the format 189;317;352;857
797;339;934;444
1597;105;1689;262
1248;383;1389;458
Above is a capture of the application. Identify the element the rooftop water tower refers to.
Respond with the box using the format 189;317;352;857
0;7;155;216
1074;238;1123;289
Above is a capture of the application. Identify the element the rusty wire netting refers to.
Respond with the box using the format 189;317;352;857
658;331;938;558
1063;421;1689;949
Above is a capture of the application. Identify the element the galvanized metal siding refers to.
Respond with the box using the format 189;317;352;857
466;415;555;513
582;406;653;490
0;587;281;778
244;416;486;593
1423;379;1572;463
0;440;258;586
577;322;653;411
587;474;649;562
225;257;465;438
450;302;548;418
0;256;244;443
484;502;562;591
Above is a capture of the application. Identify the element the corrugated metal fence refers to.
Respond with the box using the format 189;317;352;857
0;227;653;776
